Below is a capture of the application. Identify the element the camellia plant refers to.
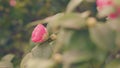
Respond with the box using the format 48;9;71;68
19;0;120;68
21;0;120;68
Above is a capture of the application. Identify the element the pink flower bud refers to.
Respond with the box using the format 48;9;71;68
108;12;118;19
31;24;48;43
96;0;113;10
10;0;16;7
117;7;120;14
96;0;120;19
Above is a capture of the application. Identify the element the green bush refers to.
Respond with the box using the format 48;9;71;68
1;0;120;68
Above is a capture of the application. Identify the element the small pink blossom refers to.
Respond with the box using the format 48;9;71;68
117;7;120;14
96;0;120;19
10;0;16;7
96;0;113;10
31;24;48;43
108;12;118;19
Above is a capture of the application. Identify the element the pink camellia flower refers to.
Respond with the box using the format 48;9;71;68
10;0;16;7
96;0;120;19
31;24;48;43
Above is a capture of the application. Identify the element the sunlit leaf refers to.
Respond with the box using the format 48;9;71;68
0;61;13;68
20;53;33;68
1;54;14;62
26;59;55;68
0;54;14;68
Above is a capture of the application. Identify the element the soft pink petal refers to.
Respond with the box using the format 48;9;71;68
31;24;47;43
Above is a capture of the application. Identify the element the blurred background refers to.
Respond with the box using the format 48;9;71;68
0;0;69;67
0;0;96;67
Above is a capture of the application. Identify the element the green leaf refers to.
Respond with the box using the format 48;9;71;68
0;61;13;68
47;13;88;34
70;62;92;68
1;54;14;62
20;53;33;68
116;32;120;48
31;41;53;59
26;59;55;68
92;49;108;68
60;13;87;30
107;19;120;31
26;13;64;29
54;29;95;66
107;19;120;49
65;29;95;51
0;54;14;68
105;59;120;68
89;23;116;50
63;50;93;65
46;13;64;34
26;19;46;29
21;53;55;68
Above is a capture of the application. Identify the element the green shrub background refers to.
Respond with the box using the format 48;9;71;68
0;0;102;68
0;0;71;67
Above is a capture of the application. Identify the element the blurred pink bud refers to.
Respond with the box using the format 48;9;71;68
117;7;120;14
108;12;118;19
31;24;48;43
96;0;113;10
96;0;120;19
10;0;16;7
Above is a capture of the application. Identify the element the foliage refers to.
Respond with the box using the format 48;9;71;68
1;0;120;68
20;0;120;68
0;0;69;67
